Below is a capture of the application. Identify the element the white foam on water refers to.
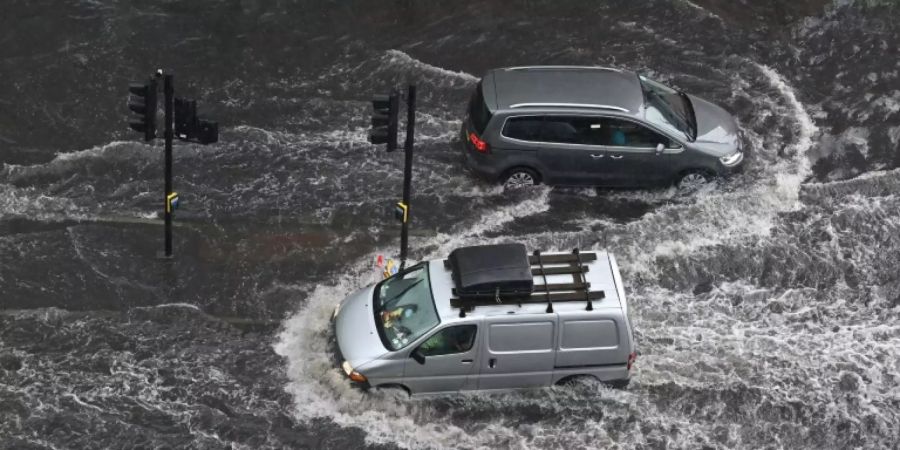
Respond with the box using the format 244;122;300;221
383;49;479;84
429;187;552;256
50;141;141;162
0;183;86;221
679;0;724;21
605;63;819;278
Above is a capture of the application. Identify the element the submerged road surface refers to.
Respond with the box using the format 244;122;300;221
1;1;899;448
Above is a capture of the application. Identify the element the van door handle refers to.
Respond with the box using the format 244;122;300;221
589;154;604;159
461;359;473;363
610;155;624;160
489;358;497;368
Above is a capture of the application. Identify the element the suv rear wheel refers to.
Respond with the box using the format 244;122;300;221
503;167;540;188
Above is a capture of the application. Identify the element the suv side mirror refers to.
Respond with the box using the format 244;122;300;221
655;143;665;155
411;349;426;365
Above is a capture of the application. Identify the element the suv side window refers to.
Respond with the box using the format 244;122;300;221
502;116;543;141
417;325;477;356
503;115;673;148
539;116;608;146
602;118;671;148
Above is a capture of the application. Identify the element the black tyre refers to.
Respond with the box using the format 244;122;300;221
503;167;540;188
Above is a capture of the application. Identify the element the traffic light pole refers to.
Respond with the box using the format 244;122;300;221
163;74;174;258
399;84;415;270
130;70;216;259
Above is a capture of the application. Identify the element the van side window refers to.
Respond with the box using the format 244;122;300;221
600;118;671;148
417;325;477;356
502;116;543;142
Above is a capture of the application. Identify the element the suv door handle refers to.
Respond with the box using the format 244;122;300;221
589;154;604;159
461;359;473;363
610;155;624;160
489;358;497;368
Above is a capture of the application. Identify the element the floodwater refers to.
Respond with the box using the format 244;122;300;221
1;0;899;448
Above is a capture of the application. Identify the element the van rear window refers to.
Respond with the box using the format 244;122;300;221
468;81;493;134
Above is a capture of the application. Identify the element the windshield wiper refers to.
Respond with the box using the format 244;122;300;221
678;91;698;141
382;279;424;310
646;90;691;138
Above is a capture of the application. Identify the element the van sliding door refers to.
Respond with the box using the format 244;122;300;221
477;316;557;390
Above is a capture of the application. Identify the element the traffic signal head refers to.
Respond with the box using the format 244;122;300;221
369;91;399;152
174;98;197;138
128;78;157;141
174;97;218;145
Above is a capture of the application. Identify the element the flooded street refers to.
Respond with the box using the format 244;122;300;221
1;1;899;448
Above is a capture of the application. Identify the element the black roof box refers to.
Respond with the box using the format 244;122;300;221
448;243;534;297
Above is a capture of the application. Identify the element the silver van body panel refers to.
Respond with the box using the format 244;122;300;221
479;315;557;389
333;286;387;369
334;251;636;394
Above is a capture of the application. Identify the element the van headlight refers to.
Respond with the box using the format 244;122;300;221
341;361;367;383
720;151;743;167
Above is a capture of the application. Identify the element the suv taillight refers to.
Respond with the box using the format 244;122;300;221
468;132;489;153
627;352;637;370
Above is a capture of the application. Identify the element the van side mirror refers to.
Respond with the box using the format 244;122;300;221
411;349;426;365
655;143;665;155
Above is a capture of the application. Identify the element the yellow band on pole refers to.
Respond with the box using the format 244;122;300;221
166;192;179;213
396;202;408;224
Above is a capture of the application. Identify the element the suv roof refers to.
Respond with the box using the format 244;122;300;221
484;66;644;115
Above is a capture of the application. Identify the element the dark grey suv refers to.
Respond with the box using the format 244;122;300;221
460;66;744;189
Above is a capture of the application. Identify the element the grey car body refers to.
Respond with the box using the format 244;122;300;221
333;249;636;395
460;66;744;187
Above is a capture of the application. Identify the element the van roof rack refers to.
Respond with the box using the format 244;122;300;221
445;246;604;317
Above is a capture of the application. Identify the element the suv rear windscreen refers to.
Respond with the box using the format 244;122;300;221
467;81;493;134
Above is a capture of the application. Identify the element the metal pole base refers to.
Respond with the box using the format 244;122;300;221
155;251;174;261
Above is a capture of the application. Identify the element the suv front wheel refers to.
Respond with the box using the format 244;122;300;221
675;170;712;192
503;167;540;188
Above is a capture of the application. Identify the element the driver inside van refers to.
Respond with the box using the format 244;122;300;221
381;304;416;329
419;326;474;356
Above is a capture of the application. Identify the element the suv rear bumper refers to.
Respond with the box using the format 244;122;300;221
463;148;503;181
460;122;503;182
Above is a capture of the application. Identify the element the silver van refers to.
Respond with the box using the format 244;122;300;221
332;243;637;394
461;66;744;189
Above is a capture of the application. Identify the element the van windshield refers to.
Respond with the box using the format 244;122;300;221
373;263;440;351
